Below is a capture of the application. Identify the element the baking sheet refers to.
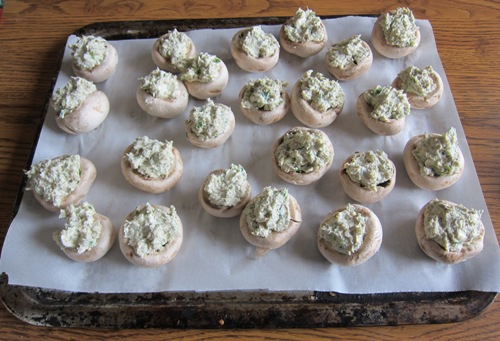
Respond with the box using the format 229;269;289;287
1;16;499;295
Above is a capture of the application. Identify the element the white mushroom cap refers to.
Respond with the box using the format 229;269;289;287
272;127;334;186
403;134;464;191
356;92;406;136
371;11;421;59
185;103;235;149
33;157;97;212
136;80;189;119
392;71;444;109
230;28;280;72
415;199;484;264
120;144;183;194
55;90;110;134
290;80;343;128
151;33;196;73
183;61;229;100
238;86;290;125
240;194;302;258
279;21;327;58
55;213;116;263
198;169;251;218
317;204;382;266
119;205;183;267
325;40;373;81
339;152;396;204
72;43;119;83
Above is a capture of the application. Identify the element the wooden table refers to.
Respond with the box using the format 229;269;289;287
0;0;498;339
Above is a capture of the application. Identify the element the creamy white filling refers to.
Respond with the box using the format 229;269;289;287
275;128;333;174
320;204;368;255
204;164;248;207
300;70;344;112
284;8;325;43
424;199;483;252
123;203;181;257
70;35;108;70
51;77;97;118
240;26;279;58
180;52;221;82
186;99;231;141
138;68;180;100
25;154;81;207
244;187;290;238
56;202;102;254
126;136;175;179
364;85;410;122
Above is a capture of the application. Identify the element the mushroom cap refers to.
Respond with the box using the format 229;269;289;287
339;152;396;204
72;43;119;83
56;213;116;263
392;71;444;109
119;205;183;267
55;90;110;134
121;144;183;193
317;204;383;266
290;80;343;128
371;12;421;59
198;169;251;218
415;199;484;264
239;194;302;255
136;80;189;119
185;104;235;148
403;134;464;191
356;92;406;136
183;61;229;100
238;86;290;125
151;33;196;73
230;28;280;72
272;127;334;186
279;21;328;58
33;156;97;212
325;40;373;81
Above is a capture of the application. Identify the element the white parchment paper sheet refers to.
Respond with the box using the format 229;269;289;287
1;16;499;294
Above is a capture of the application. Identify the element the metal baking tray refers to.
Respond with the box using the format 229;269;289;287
0;17;497;328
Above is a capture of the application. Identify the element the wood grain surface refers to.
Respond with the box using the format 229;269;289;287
0;0;499;340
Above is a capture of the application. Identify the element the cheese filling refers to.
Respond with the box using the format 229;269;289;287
204;164;248;207
326;35;370;70
344;150;394;191
123;203;181;257
138;67;180;100
51;77;97;118
424;199;483;252
275;128;333;174
412;127;461;177
398;65;438;97
56;202;102;254
239;26;279;58
126;136;175;179
241;77;287;111
364;85;410;122
180;52;222;82
186;99;231;141
299;70;344;112
25;154;81;207
284;8;325;43
244;187;290;238
379;7;419;48
70;35;108;71
320;204;368;255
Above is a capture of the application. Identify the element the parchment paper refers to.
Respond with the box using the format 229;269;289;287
1;16;499;294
